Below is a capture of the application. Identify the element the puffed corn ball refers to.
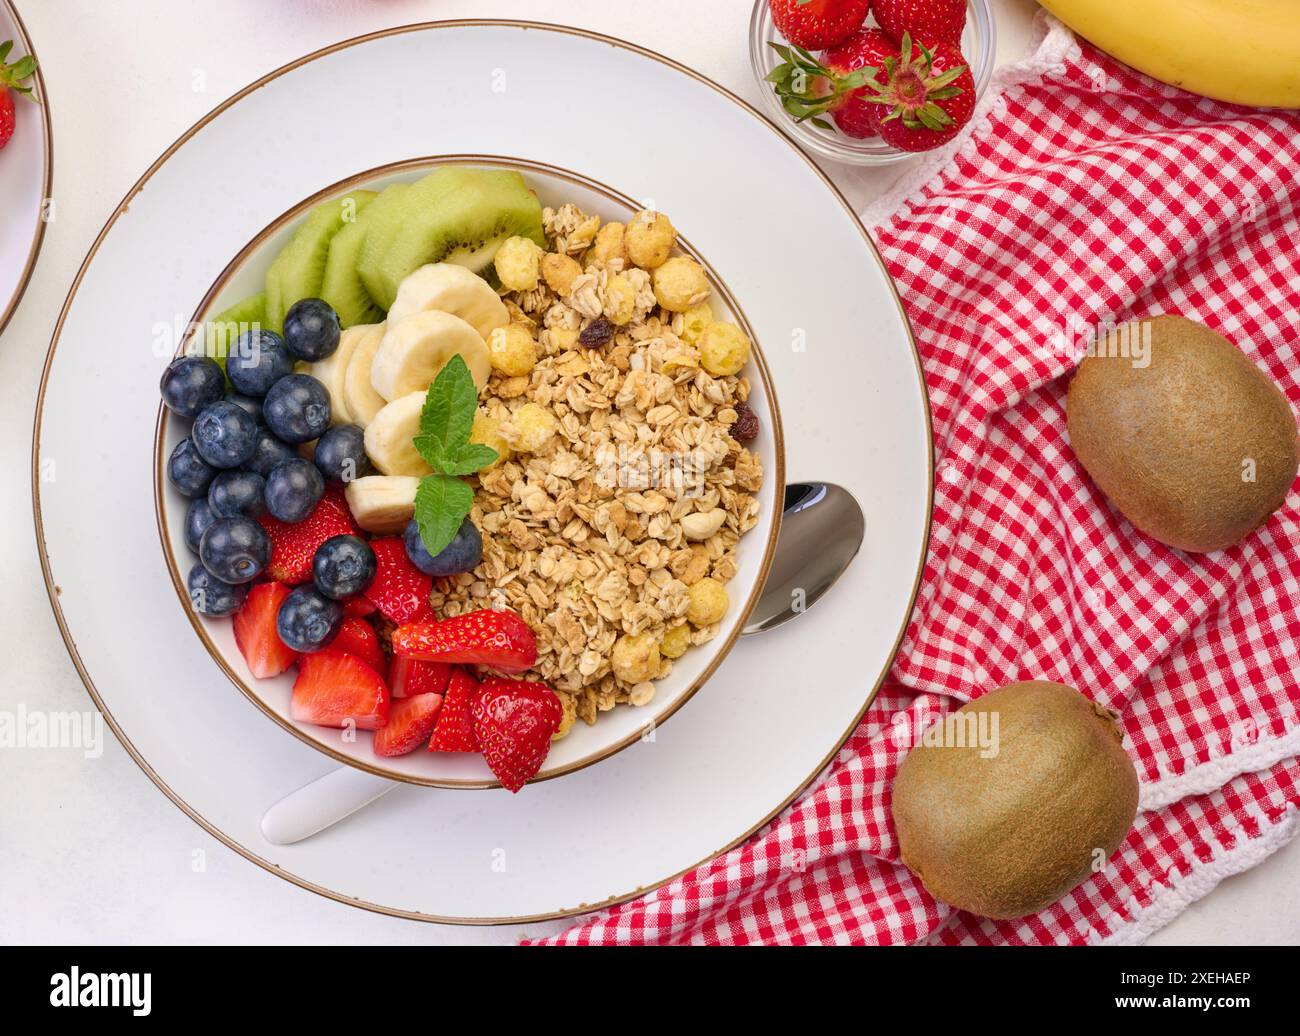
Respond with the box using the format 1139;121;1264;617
687;577;729;627
658;624;691;660
552;693;577;741
604;273;637;326
653;256;710;313
588;222;627;266
470;412;512;467
699;320;751;376
487;323;537;377
680;302;715;345
494;236;543;291
625;210;676;269
541;252;582;295
506;402;558;453
611;631;661;684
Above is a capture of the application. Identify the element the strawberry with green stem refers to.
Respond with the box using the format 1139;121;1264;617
0;40;37;151
767;30;895;138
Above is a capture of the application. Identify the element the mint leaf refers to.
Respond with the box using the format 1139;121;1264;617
435;442;499;477
414;354;476;467
414;473;475;558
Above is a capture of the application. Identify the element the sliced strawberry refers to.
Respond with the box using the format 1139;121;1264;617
332;617;385;674
364;538;435;624
428;667;480;753
291;650;390;730
232;582;297;678
259;487;359;585
472;678;563;793
344;597;377;618
373;692;443;757
389;655;453;700
393;609;537;674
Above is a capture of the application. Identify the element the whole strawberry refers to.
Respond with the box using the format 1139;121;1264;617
867;34;974;152
874;0;967;45
767;29;896;139
769;0;872;51
0;40;38;151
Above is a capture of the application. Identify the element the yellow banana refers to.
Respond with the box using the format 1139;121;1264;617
1039;0;1300;108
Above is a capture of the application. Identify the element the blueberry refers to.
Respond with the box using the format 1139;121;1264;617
283;298;341;362
160;355;226;417
224;389;264;425
403;518;482;577
245;426;298;477
314;424;372;483
192;401;259;469
263;373;331;444
184;496;217;554
276;585;343;653
208;469;267;518
199;515;270;584
167;437;218;497
226;329;294;397
265;458;324;523
312;535;377;600
187;562;247;617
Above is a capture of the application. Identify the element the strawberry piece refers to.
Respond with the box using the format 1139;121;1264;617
344;597;377;618
0;41;37;151
232;582;297;678
364;538;435;624
258;487;359;585
392;609;537;674
331;617;385;674
291;650;390;730
472;679;563;793
769;0;871;51
389;655;453;700
373;692;443;757
428;668;480;753
874;0;967;46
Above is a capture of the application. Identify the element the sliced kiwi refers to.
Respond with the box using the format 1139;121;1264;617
359;167;545;312
264;190;377;332
320;183;409;329
203;292;265;366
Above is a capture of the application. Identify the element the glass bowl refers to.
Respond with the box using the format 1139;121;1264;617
749;0;997;166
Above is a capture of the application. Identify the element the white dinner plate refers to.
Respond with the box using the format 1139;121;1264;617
34;21;932;923
0;0;51;335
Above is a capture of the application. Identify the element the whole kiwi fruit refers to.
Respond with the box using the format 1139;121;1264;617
1066;315;1299;553
892;681;1138;920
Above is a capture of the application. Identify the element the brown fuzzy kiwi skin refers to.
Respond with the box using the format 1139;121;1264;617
1066;315;1299;554
891;681;1138;920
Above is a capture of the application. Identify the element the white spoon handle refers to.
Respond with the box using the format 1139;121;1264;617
260;768;397;845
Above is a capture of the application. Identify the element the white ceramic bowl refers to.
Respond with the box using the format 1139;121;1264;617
749;0;996;165
156;156;785;790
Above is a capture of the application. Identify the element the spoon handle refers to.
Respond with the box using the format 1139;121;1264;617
260;767;397;845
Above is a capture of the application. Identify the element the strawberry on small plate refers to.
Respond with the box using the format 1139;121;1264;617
874;0;967;45
291;650;390;730
373;692;443;757
472;678;564;793
769;0;871;50
232;582;297;678
392;609;537;674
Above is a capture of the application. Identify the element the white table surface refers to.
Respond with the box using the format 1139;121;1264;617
3;0;1296;946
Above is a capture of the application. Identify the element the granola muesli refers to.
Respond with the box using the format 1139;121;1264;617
432;203;764;737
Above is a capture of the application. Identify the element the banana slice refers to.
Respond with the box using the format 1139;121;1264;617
311;323;374;425
369;310;491;402
343;322;389;428
387;263;510;340
363;392;434;477
344;475;421;534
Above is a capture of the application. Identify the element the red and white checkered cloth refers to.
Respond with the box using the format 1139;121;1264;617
536;15;1300;945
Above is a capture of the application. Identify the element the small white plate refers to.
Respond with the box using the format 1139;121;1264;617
35;21;932;923
0;1;51;335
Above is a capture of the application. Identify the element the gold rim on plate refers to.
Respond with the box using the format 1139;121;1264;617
32;19;935;926
154;152;788;791
0;0;53;337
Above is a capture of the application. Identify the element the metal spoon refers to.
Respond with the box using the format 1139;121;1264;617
260;482;864;845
